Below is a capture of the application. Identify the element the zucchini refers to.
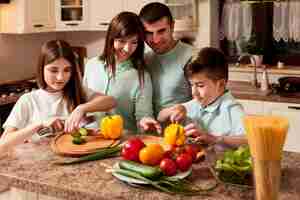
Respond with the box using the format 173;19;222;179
119;160;162;180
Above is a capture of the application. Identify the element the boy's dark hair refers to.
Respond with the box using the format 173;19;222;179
37;40;86;112
184;47;228;81
139;2;173;24
101;11;145;87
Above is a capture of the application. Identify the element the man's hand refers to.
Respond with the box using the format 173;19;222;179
139;117;162;134
169;104;186;123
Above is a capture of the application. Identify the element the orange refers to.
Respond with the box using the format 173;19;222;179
139;144;164;166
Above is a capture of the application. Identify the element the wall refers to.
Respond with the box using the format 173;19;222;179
0;31;106;83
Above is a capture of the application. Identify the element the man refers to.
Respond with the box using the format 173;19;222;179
139;2;193;133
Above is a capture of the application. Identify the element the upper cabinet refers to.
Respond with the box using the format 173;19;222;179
89;0;144;31
89;0;123;30
0;0;55;33
55;0;89;31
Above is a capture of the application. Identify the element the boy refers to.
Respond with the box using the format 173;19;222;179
154;47;247;147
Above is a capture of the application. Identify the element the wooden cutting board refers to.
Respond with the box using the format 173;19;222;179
51;133;119;157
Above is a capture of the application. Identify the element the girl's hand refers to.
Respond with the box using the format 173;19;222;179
139;117;162;134
43;117;64;132
169;105;186;123
64;105;85;133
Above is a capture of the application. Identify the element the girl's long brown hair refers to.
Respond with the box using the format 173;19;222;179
36;40;86;112
100;12;146;87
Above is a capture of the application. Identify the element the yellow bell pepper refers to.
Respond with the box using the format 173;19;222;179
100;115;123;139
164;123;186;146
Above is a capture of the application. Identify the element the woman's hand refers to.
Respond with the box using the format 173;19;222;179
139;117;162;134
64;105;85;133
184;123;217;144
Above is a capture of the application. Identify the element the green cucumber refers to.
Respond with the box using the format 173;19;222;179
119;160;162;180
55;145;122;165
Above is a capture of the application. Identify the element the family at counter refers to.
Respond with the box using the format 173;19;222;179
0;3;246;157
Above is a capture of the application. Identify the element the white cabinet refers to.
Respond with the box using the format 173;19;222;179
89;0;144;31
55;0;89;31
264;102;300;153
237;99;264;115
0;0;55;33
89;0;123;30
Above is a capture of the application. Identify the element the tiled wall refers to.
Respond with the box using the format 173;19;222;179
0;31;106;83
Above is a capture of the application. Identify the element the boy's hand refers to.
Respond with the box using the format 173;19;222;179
139;117;162;134
169;105;186;123
184;123;217;144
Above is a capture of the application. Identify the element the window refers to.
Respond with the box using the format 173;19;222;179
219;1;300;65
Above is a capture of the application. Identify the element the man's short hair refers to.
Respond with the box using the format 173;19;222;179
139;2;173;24
184;47;228;81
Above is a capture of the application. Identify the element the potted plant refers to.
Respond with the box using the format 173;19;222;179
246;44;264;66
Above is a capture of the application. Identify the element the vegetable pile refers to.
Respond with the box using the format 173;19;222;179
113;160;217;195
214;145;253;186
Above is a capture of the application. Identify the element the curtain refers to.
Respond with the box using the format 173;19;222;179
273;0;300;42
220;0;253;42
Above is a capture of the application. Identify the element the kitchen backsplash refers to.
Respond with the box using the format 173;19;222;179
0;31;106;83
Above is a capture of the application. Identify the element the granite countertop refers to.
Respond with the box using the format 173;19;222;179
0;141;300;200
228;80;300;104
229;64;300;76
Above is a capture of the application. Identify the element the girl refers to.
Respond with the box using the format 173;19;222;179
83;12;153;132
0;40;116;155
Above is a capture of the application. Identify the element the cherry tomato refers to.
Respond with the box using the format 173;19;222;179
176;153;193;172
160;158;177;176
163;150;174;159
121;138;145;161
184;144;199;162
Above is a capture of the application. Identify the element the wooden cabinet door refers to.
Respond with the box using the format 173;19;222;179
264;102;300;153
26;0;55;32
237;99;264;115
89;0;123;30
55;0;89;31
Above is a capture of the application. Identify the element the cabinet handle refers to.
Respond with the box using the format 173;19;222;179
65;23;79;26
288;106;300;110
33;24;44;28
99;22;109;26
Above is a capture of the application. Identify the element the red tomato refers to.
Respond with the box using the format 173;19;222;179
176;153;193;172
184;144;199;162
121;138;145;161
160;158;177;176
163;150;174;159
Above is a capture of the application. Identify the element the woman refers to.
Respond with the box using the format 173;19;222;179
83;12;153;132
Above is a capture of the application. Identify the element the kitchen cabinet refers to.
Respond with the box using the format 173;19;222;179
89;0;123;30
0;0;55;33
264;102;300;153
55;0;89;31
89;0;144;31
238;99;300;153
237;99;264;115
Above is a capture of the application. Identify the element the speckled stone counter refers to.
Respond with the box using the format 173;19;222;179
0;141;300;200
228;81;300;104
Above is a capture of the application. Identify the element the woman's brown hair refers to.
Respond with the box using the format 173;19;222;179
36;40;86;112
100;12;145;87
